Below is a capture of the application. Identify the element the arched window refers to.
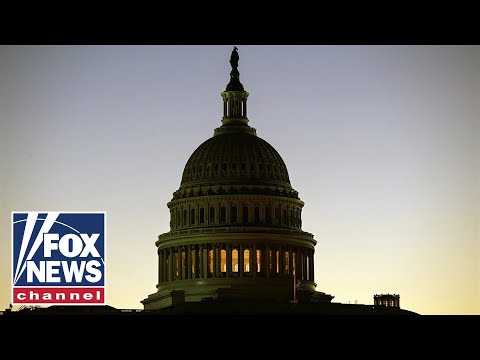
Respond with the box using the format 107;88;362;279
183;210;188;226
220;249;227;273
231;206;238;223
232;249;238;272
265;207;271;224
200;208;205;224
243;206;248;224
177;210;181;227
190;209;195;225
283;209;287;225
220;206;226;223
244;249;250;272
254;206;260;224
210;207;215;224
275;207;280;225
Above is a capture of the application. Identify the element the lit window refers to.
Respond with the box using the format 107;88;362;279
285;252;289;274
221;249;226;272
256;249;262;272
244;249;250;272
208;249;214;274
232;249;238;272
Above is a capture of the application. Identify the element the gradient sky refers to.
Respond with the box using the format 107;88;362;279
1;45;479;315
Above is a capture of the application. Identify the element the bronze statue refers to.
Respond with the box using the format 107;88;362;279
230;46;239;70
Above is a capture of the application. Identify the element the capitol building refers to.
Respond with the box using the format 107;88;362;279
140;48;415;315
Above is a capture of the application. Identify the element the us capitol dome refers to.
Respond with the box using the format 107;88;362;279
142;47;334;311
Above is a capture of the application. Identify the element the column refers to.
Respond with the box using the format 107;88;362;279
279;245;284;277
271;246;277;277
192;246;198;279
169;249;174;281
309;249;315;282
252;243;257;279
239;243;244;277
199;244;204;279
178;247;183;280
295;248;301;281
265;244;270;278
187;245;192;280
303;251;308;281
288;250;293;278
214;245;219;278
158;249;162;285
226;244;231;278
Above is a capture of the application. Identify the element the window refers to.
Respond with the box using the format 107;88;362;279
231;206;238;223
220;206;226;223
174;252;179;278
243;206;248;224
208;249;214;274
183;210;188;226
254;206;260;224
276;251;280;274
285;251;289;274
244;249;250;272
200;208;205;224
256;249;262;272
265;207;271;224
232;249;238;272
191;249;196;276
210;207;215;224
220;249;226;273
190;209;195;225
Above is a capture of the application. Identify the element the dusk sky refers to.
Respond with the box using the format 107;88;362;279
1;45;478;315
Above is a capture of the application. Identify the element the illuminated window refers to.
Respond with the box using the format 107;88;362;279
256;249;262;272
276;251;280;273
231;206;238;223
200;208;205;224
191;249;196;275
221;249;226;272
285;252;289;274
244;249;250;272
269;250;273;273
232;249;238;272
208;249;214;274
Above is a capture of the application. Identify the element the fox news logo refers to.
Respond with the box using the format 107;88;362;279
12;212;106;305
